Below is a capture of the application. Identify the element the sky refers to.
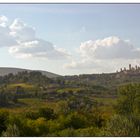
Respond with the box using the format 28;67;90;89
0;3;140;75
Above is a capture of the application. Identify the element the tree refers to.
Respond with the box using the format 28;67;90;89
24;117;48;136
2;124;20;137
38;107;55;120
0;89;8;106
62;112;87;129
106;83;140;136
25;111;39;120
116;83;140;115
0;110;9;135
104;115;140;136
34;117;48;136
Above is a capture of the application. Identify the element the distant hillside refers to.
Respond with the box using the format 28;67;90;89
0;67;60;78
61;70;140;89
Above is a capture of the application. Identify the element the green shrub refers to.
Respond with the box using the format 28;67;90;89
25;111;39;120
2;124;20;137
56;128;76;137
47;120;62;134
38;107;55;120
104;115;140;136
116;83;140;115
62;112;87;129
0;109;9;135
7;115;26;136
74;127;102;137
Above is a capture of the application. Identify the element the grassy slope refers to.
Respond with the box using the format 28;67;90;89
5;83;38;93
3;96;117;117
3;98;55;114
7;83;35;89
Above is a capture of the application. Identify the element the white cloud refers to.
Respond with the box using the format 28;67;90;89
10;19;36;42
9;39;70;60
79;36;140;59
65;36;140;73
0;16;17;47
0;15;8;27
0;16;70;60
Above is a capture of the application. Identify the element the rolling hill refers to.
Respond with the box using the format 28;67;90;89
0;67;60;78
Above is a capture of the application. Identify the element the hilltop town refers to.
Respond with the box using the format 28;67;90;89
117;64;140;74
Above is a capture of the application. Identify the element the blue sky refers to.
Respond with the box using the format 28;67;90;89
0;4;140;75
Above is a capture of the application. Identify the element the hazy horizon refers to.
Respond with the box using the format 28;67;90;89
0;4;140;75
0;63;138;76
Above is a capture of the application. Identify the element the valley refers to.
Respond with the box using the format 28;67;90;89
0;66;139;136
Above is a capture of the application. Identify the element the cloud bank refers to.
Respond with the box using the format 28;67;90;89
79;36;140;59
65;36;140;73
0;16;70;60
0;15;140;73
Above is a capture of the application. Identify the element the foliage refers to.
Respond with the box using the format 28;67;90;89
0;90;8;106
38;107;55;120
2;124;20;137
116;83;140;115
74;127;102;137
0;110;9;135
24;117;48;136
0;71;139;136
24;111;39;120
103;114;140;136
61;112;87;129
55;128;76;137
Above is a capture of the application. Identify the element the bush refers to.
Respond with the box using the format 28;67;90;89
38;107;55;120
22;117;48;136
56;128;76;137
34;117;49;136
46;120;62;134
7;115;26;136
74;127;102;136
6;115;48;136
0;109;9;135
62;112;87;129
25;111;39;120
103;115;140;136
116;83;140;115
2;124;20;137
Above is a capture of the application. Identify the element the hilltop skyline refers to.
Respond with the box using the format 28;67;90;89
0;4;140;75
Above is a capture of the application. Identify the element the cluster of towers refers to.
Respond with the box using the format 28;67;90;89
118;64;140;73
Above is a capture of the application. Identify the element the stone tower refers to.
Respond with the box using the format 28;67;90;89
129;64;132;70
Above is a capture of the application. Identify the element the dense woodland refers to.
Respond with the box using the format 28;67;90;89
0;70;140;136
